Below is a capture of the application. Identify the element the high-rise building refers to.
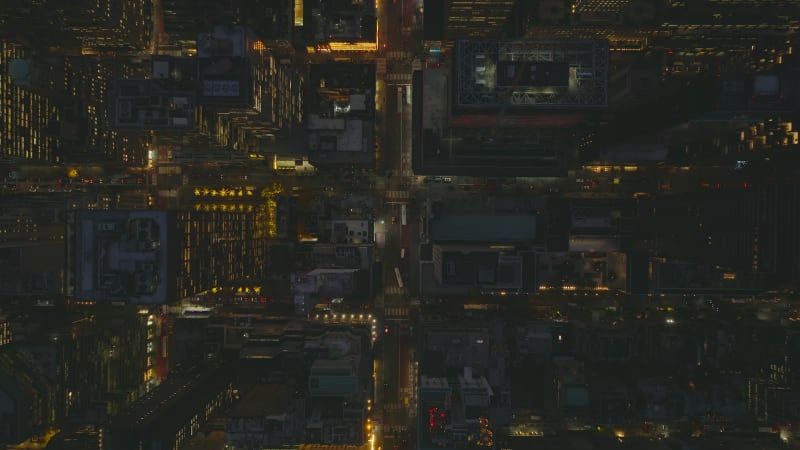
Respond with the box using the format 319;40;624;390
144;21;305;169
54;0;152;53
0;197;66;301
0;41;60;162
449;0;516;39
0;39;150;164
0;345;54;444
159;0;236;54
66;209;267;304
431;0;516;41
108;79;197;132
234;0;295;45
412;39;607;176
0;306;160;444
0;0;151;54
304;0;377;51
191;25;304;155
642;184;800;286
62;56;151;164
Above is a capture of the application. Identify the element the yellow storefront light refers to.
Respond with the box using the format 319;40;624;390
326;42;378;52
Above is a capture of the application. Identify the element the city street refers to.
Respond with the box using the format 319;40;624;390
5;0;800;449
374;0;417;447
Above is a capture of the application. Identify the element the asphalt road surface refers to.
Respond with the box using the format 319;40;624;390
375;0;417;447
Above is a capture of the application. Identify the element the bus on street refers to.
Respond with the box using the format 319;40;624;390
394;267;404;289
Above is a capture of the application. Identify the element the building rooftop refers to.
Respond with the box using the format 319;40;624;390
310;355;359;373
458;374;492;393
69;210;173;304
421;68;448;130
412;68;580;177
430;214;536;243
454;39;609;111
241;333;305;357
110;79;195;130
111;363;229;432
305;0;376;45
228;384;294;417
420;375;451;390
443;247;496;275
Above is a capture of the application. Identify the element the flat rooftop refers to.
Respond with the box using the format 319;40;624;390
430;214;536;243
454;39;609;110
229;384;294;417
412;70;579;177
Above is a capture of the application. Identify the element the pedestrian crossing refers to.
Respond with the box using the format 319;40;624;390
385;306;409;317
386;50;412;60
384;403;405;412
384;286;406;296
385;190;409;200
386;73;412;82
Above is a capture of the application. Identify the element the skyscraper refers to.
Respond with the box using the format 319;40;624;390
442;0;516;40
0;196;65;301
0;0;151;54
67;209;267;304
0;40;150;164
0;41;60;162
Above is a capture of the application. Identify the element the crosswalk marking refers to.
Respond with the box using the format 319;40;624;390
384;190;408;199
384;286;406;295
387;50;411;60
385;306;409;317
386;73;412;82
384;403;405;412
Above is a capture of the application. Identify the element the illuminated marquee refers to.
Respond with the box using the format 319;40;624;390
317;42;378;52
